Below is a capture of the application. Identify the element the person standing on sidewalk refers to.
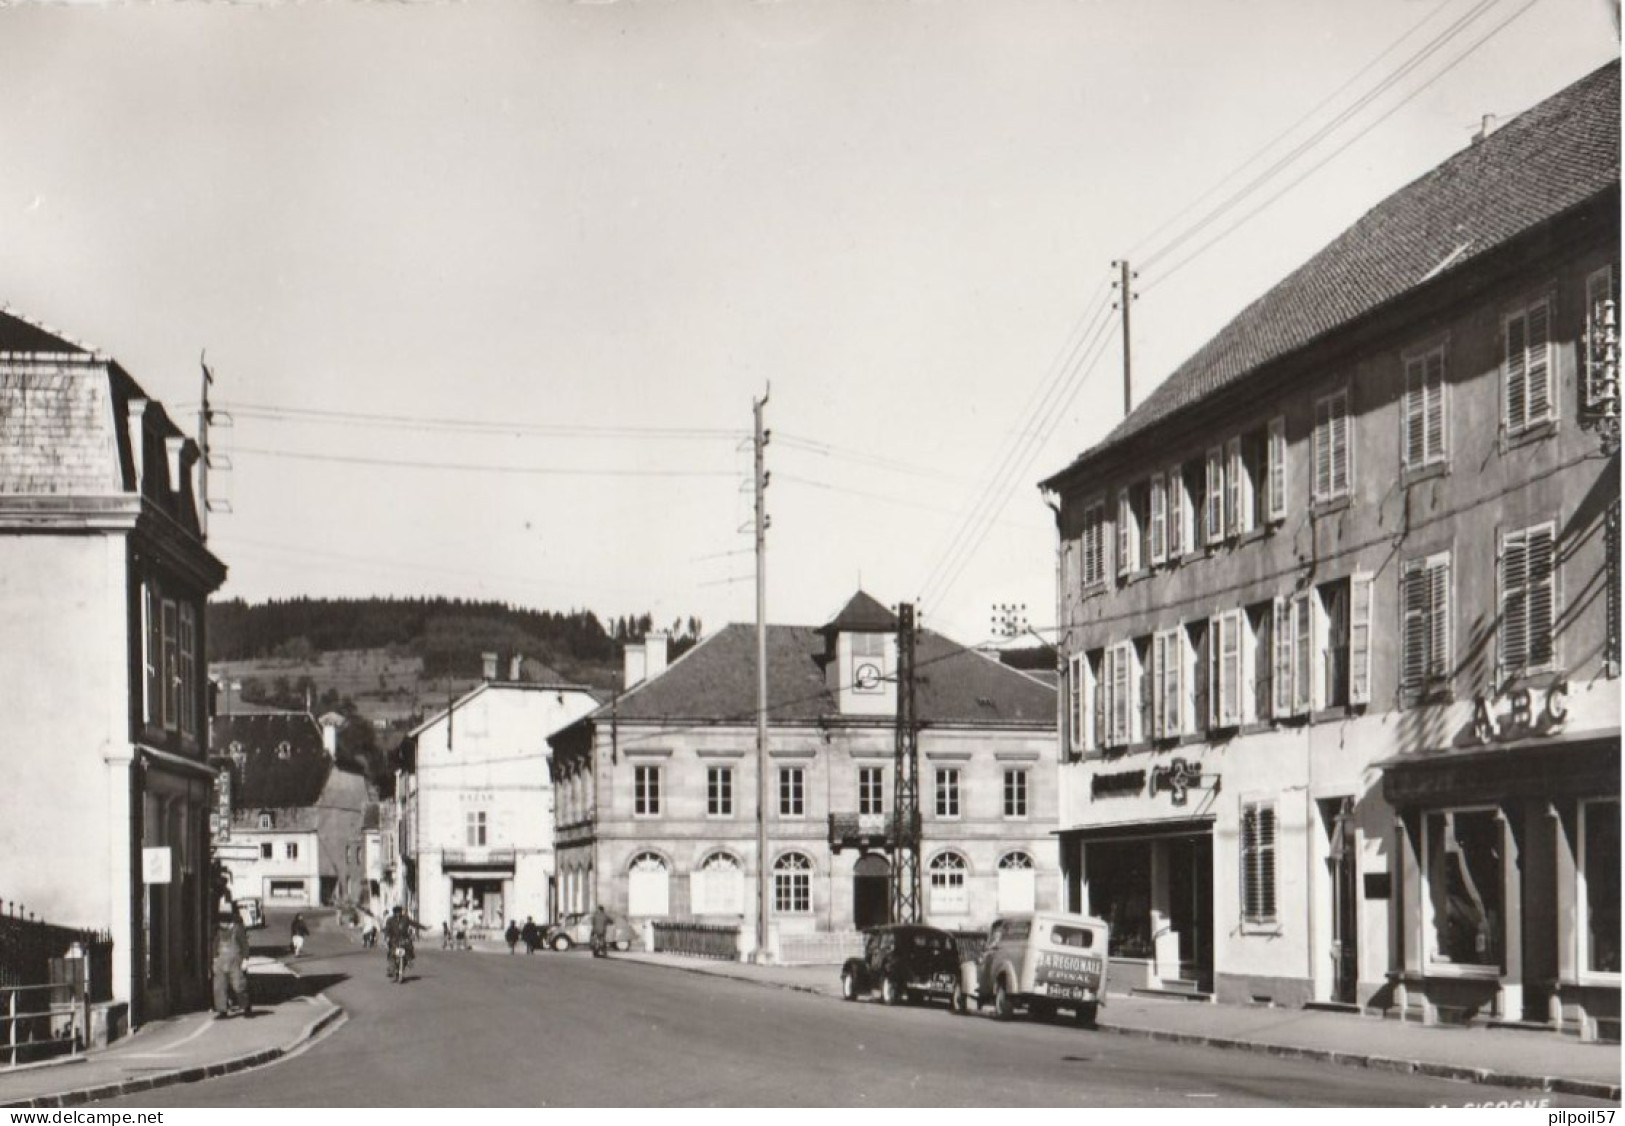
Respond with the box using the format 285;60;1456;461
291;912;310;958
521;916;539;954
212;905;252;1019
590;905;610;958
505;920;520;954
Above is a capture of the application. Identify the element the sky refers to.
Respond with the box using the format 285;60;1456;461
0;0;1616;647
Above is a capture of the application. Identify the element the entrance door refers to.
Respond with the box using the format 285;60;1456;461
1166;836;1214;992
853;853;890;929
1328;800;1359;1004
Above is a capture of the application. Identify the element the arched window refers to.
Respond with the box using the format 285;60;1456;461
998;851;1036;913
773;852;813;914
929;851;969;916
627;851;670;917
692;851;745;916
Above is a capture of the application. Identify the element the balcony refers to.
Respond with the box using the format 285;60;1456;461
827;811;920;854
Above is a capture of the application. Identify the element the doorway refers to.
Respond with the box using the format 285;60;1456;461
853;853;890;929
1166;835;1214;992
1324;798;1360;1005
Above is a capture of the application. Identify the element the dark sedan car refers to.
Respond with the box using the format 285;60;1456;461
840;924;963;1007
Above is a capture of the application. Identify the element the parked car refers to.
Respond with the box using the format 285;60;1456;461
840;924;962;1006
544;912;634;952
963;911;1109;1026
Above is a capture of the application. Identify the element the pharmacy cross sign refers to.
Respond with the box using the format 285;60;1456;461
1148;758;1217;806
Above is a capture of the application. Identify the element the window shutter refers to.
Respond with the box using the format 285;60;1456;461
1424;352;1445;462
1313;399;1331;499
1241;806;1258;922
1330;397;1350;496
1093;665;1106;750
1207;614;1222;728
1167;472;1185;558
1293;593;1313;714
1117;491;1132;576
1151;633;1166;739
1527;525;1556;668
1137;642;1151;743
1272;595;1292;718
1219;610;1241;725
1403;357;1428;466
1169;629;1187;737
1067;655;1082;754
1505;311;1529;431
1258;805;1277;921
1349;572;1373;705
1402;561;1427;690
1526;301;1551;424
1206;447;1225;544
1150;474;1167;565
1501;531;1530;676
1430;558;1451;684
1226;436;1243;537
144;584;161;725
1267;417;1287;521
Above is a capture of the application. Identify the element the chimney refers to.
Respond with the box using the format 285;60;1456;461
624;644;647;689
1471;114;1497;145
510;654;523;681
164;436;185;494
481;652;499;681
645;632;669;680
126;399;147;490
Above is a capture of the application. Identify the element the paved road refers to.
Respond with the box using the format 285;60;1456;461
114;926;1606;1108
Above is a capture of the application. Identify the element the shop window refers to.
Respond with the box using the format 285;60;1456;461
1312;390;1352;503
1500;523;1557;679
858;766;885;816
1403;347;1447;468
1581;800;1621;976
934;768;960;818
1086;840;1152;958
634;765;662;817
778;766;805;817
928;851;968;915
1402;553;1452;697
1504;297;1553;434
773;852;813;914
1241;802;1277;926
707;765;734;817
1425;809;1503;969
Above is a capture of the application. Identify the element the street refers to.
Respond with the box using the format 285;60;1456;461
110;922;1607;1108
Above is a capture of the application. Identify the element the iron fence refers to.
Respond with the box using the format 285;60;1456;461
0;901;110;1069
651;921;740;961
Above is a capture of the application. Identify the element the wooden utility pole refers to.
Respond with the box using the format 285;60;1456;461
1117;259;1134;416
753;387;771;961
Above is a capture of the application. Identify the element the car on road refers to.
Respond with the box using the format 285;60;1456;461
544;912;635;952
963;911;1109;1026
840;924;963;1007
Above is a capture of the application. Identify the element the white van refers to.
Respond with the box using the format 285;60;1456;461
961;911;1109;1026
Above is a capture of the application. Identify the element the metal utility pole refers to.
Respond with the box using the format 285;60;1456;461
1114;259;1135;415
889;603;921;924
753;387;771;960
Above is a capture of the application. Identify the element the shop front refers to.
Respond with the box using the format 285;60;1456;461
1061;817;1214;995
1382;729;1620;1040
137;750;214;1022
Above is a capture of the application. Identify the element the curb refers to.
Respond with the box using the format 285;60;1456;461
0;984;344;1108
621;958;1621;1102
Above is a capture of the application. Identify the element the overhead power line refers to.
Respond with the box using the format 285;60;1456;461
222;401;746;442
231;446;739;479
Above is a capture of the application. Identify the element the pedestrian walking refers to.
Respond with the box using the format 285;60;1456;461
291;912;310;958
361;912;379;949
590;904;611;958
505;920;521;954
521;916;539;955
212;903;252;1018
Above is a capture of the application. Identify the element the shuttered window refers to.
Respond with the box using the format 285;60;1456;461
1266;416;1287;522
1117;489;1140;576
1500;524;1557;676
1349;573;1374;706
1313;391;1351;501
1103;641;1138;746
1293;591;1314;714
1209;609;1244;728
1152;628;1186;739
1149;473;1168;565
1272;595;1294;718
178;603;197;738
1241;802;1278;926
1403;349;1447;467
1226;436;1248;537
1081;501;1107;587
1504;299;1553;433
1168;467;1189;558
161;599;179;731
1402;554;1452;694
1205;446;1225;545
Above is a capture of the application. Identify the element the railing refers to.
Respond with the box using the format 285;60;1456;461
0;901;111;1002
827;811;921;853
651;922;739;961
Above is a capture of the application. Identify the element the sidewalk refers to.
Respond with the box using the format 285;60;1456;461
0;955;343;1108
612;952;1622;1101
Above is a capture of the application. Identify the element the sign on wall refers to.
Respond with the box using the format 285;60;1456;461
142;846;173;885
1468;679;1568;745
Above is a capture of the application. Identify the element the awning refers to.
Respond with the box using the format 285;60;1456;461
1379;729;1620;807
138;742;220;781
1054;815;1215;844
